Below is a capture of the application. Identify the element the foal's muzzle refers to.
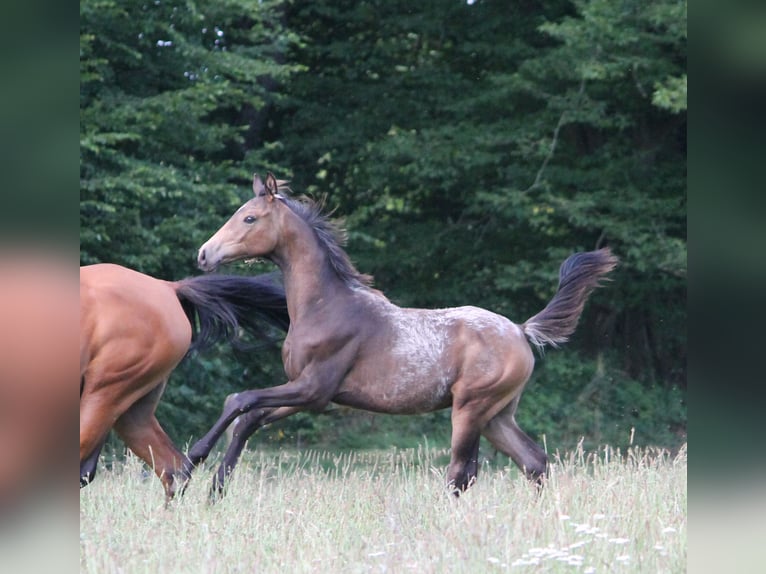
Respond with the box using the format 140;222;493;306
197;247;211;271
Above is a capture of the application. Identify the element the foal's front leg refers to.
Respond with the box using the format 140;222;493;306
184;376;333;472
210;405;301;498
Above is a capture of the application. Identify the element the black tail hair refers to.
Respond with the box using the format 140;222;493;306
522;248;618;352
173;273;289;352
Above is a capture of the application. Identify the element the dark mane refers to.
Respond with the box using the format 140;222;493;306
278;194;375;290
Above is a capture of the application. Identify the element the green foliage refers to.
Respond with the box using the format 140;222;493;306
267;409;453;452
81;0;686;451
80;0;300;277
517;351;686;453
653;73;687;113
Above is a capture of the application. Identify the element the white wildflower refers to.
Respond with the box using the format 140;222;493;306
609;537;630;545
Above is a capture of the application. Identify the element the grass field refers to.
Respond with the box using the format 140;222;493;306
80;443;686;573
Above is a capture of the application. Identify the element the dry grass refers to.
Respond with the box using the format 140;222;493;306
80;443;686;573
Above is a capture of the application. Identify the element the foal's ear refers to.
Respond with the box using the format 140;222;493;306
264;172;279;201
253;173;266;197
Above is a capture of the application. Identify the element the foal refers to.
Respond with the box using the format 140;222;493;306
191;173;617;494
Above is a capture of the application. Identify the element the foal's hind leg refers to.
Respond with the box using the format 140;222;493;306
482;400;548;485
113;381;191;501
446;408;483;495
211;405;301;498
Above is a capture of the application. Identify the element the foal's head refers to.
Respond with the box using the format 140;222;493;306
198;173;287;272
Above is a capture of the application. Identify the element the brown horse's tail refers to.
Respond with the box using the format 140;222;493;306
173;273;289;352
521;248;618;353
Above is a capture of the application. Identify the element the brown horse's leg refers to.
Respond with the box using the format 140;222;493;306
482;401;548;485
446;408;483;495
113;382;191;501
211;405;301;498
80;435;106;487
80;397;117;486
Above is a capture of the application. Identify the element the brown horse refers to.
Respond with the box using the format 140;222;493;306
190;173;617;495
80;264;288;500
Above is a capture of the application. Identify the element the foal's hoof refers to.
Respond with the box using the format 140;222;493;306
207;469;230;503
186;443;209;467
208;485;226;504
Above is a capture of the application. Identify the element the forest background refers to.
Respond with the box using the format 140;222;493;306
80;0;686;456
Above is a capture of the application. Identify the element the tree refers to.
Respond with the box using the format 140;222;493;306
267;0;686;448
81;0;686;451
80;0;300;277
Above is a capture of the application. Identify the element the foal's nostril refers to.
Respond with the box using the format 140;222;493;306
198;248;207;268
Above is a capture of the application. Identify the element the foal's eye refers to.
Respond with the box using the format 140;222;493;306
244;215;256;224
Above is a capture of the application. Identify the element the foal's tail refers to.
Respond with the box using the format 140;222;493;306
173;273;290;352
521;248;618;353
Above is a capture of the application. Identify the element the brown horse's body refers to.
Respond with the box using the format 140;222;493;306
191;173;617;495
80;265;193;498
79;264;288;500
